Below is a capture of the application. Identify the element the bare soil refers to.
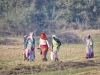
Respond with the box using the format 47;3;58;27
0;59;100;75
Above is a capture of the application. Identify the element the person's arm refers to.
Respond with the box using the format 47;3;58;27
46;40;50;48
51;43;53;51
39;39;41;48
32;38;35;47
83;37;87;41
24;39;28;49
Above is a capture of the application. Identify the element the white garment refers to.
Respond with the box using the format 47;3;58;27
39;38;50;47
29;32;33;41
50;52;53;60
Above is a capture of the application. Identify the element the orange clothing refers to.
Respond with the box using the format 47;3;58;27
39;32;49;61
40;45;48;54
40;32;47;40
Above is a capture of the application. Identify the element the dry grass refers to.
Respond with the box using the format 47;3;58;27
67;29;100;37
0;29;100;75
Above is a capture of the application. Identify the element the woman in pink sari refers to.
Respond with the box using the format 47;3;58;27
84;35;94;58
25;32;35;61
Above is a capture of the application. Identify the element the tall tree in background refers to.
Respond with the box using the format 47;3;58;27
0;0;100;36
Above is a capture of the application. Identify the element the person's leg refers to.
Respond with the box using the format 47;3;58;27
27;48;32;61
53;51;56;61
91;46;94;58
42;51;46;61
23;49;26;60
42;52;44;61
29;50;35;61
53;51;58;61
44;50;48;61
55;51;58;61
26;48;30;60
23;54;26;60
86;53;89;58
86;47;89;58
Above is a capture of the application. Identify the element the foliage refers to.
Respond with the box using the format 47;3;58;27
0;0;100;36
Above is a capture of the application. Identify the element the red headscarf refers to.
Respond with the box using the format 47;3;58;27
40;32;47;40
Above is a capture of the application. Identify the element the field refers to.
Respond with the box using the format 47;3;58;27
0;30;100;75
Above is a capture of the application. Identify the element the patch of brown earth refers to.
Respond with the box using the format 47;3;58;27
0;60;100;75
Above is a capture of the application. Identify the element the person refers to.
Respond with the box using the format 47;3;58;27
25;32;35;61
84;35;94;58
52;35;61;61
23;35;28;60
39;32;50;61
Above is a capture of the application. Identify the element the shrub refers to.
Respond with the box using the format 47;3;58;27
35;32;83;46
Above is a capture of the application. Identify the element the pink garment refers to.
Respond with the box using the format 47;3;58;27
84;37;94;58
26;47;35;60
53;51;58;59
25;32;35;60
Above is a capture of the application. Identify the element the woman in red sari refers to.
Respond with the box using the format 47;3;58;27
39;32;50;61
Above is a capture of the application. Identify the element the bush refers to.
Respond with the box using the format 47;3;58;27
0;38;17;45
35;32;83;46
57;32;83;44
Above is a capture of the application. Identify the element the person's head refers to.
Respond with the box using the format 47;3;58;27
41;32;45;36
29;32;34;37
87;35;91;39
28;32;34;40
24;35;28;39
52;35;57;39
40;32;47;40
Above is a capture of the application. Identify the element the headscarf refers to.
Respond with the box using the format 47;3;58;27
24;35;28;40
24;35;28;38
52;35;57;39
40;32;47;40
52;35;59;47
87;35;91;39
29;32;34;41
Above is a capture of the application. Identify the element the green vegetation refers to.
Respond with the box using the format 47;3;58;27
0;0;100;36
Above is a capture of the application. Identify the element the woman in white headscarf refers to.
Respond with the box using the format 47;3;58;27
52;35;61;61
25;32;35;61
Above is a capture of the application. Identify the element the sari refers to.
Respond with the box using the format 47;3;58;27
39;32;50;61
84;36;94;58
52;35;60;61
25;32;35;61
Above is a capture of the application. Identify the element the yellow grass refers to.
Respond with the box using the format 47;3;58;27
0;29;100;75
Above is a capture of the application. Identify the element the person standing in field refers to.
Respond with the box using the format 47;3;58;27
25;32;35;61
52;35;61;61
23;35;28;60
84;35;94;58
39;32;50;61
